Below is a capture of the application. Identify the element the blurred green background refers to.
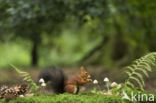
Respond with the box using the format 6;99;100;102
0;0;155;68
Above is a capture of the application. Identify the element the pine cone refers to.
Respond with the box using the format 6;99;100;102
14;84;29;95
4;88;18;100
0;86;8;99
0;84;29;100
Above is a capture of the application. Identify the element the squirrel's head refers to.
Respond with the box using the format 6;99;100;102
80;66;91;80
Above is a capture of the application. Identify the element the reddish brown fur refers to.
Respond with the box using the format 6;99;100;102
64;66;92;94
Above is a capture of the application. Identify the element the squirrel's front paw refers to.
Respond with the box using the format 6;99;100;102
87;79;92;82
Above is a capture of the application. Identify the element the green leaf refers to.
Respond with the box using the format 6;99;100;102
136;68;149;77
126;71;131;77
129;76;143;90
139;62;151;71
127;66;134;72
133;72;145;86
22;73;30;77
126;81;134;88
23;77;29;81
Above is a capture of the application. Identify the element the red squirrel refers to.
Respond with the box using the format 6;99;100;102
39;66;92;94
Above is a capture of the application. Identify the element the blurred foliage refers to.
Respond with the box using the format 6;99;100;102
0;0;155;68
0;40;31;67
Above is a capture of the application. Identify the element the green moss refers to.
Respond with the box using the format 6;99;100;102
1;91;155;103
0;93;133;103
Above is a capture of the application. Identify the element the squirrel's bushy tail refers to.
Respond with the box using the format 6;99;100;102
38;67;66;93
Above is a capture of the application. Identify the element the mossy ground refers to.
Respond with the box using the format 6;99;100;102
0;93;124;103
1;92;155;103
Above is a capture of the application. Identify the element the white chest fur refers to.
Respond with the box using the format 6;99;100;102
73;85;78;94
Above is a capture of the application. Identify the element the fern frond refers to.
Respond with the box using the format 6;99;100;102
133;72;145;86
126;71;131;77
129;76;143;90
139;62;152;71
125;81;134;88
10;64;39;92
127;66;135;72
135;68;149;77
125;52;156;90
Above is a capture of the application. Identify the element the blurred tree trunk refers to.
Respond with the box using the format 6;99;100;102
111;20;128;66
31;40;38;66
112;22;127;61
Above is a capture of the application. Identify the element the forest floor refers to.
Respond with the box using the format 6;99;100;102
0;93;125;103
0;66;156;94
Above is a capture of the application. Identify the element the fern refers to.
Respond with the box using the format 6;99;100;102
10;64;39;92
125;52;156;90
